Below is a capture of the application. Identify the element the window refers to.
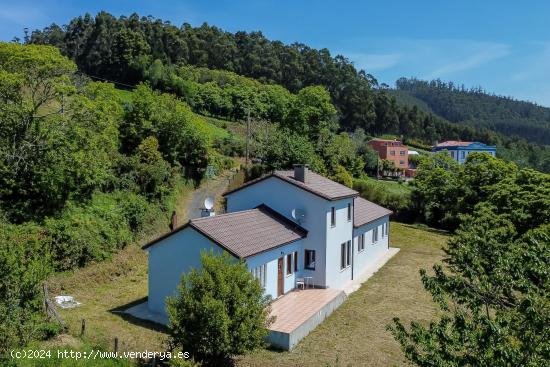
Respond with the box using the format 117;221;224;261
286;253;293;275
390;150;396;156
340;241;352;270
358;234;365;251
252;264;267;288
372;227;379;243
347;241;351;266
293;251;298;272
347;203;352;221
460;151;465;159
305;250;316;270
400;150;406;156
331;207;336;227
340;243;345;269
385;222;389;236
399;160;405;165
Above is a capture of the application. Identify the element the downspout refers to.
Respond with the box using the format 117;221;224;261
388;217;390;250
351;198;355;281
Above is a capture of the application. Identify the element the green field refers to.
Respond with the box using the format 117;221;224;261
356;176;413;197
237;223;448;367
32;218;447;367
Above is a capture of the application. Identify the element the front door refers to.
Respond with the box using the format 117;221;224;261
277;257;284;297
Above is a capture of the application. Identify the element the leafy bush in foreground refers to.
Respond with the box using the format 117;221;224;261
167;251;272;365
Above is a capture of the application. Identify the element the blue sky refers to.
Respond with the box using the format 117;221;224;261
1;0;549;106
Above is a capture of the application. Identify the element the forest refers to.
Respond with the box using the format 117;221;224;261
26;11;550;172
394;78;550;145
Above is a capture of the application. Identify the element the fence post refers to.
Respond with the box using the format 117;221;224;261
114;337;118;353
80;319;86;336
43;283;49;315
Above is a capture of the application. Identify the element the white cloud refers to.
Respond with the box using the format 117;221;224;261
422;42;511;79
345;52;401;72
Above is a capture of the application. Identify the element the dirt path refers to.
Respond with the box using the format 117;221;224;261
187;170;235;220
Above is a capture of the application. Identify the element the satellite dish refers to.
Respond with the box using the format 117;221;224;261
204;197;214;210
291;208;307;223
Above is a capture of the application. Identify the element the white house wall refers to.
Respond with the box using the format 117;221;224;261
353;216;390;276
246;239;304;299
324;197;355;289
147;227;225;316
226;177;329;287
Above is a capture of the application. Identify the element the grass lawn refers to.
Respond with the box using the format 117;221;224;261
42;185;196;355
40;208;448;367
236;223;448;367
355;176;413;197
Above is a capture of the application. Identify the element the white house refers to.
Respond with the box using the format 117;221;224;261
432;141;496;164
143;164;392;319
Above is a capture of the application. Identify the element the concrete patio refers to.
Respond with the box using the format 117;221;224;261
267;247;400;350
267;288;347;350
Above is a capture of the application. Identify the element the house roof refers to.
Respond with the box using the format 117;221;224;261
143;205;307;258
224;170;359;201
435;141;474;147
353;197;393;228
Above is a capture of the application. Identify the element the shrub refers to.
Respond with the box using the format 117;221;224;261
167;251;272;365
330;165;353;188
0;223;52;355
45;193;134;269
353;177;416;221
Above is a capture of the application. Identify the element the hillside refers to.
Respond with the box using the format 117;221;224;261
27;11;550;172
392;78;550;145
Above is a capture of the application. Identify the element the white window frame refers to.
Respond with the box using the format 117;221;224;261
305;249;316;270
372;227;379;244
331;207;336;227
340;241;352;270
358;234;365;252
286;253;294;276
252;264;267;288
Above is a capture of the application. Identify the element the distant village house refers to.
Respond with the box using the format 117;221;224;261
432;141;496;164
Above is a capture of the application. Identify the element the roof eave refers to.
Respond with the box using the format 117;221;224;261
353;212;393;228
142;222;191;250
242;236;306;259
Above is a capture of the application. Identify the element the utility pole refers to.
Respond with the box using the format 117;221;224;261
245;108;250;165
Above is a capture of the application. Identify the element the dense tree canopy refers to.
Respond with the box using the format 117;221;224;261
27;12;550;172
390;165;550;366
395;78;550;145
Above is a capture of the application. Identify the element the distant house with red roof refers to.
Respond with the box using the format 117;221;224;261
432;141;496;164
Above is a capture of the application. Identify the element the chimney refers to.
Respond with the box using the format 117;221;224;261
169;210;177;231
293;164;309;183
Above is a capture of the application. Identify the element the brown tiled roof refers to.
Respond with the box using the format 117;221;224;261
190;205;307;258
353;197;392;228
143;205;307;257
224;170;358;201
